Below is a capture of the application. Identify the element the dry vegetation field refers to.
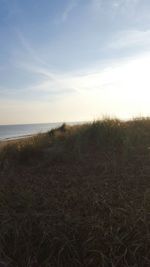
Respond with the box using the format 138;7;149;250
0;119;150;267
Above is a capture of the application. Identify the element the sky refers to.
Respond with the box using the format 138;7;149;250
1;0;150;125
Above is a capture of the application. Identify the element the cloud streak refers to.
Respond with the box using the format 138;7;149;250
2;51;150;124
90;0;141;18
109;29;150;50
54;0;79;23
62;0;78;21
18;51;150;98
16;30;46;66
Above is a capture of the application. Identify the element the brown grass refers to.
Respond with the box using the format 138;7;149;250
0;119;150;267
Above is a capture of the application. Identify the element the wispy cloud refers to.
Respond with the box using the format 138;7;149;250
20;64;78;95
16;30;46;66
62;0;78;21
14;30;79;95
90;0;140;16
18;51;150;96
109;29;150;50
55;0;79;24
112;0;140;9
2;51;150;123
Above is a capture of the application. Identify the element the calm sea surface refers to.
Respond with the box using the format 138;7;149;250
0;122;75;141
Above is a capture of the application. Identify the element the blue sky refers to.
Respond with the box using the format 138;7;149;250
1;0;150;124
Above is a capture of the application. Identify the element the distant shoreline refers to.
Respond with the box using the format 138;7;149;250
0;122;62;144
0;122;84;144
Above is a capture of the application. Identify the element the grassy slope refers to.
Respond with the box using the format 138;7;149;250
0;119;150;267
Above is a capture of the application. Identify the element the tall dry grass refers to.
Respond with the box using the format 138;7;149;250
0;118;150;266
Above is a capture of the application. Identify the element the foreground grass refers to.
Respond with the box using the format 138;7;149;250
0;119;150;267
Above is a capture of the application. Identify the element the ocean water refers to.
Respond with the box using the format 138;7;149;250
0;122;64;141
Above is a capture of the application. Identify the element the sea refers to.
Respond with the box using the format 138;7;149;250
0;122;77;141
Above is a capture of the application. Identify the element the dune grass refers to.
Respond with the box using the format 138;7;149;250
0;118;150;267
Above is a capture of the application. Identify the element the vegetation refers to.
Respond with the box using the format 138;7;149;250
0;118;150;267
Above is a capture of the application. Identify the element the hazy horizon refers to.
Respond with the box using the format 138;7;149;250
1;0;150;124
0;120;86;126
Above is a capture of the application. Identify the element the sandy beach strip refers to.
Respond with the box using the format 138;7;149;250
0;134;37;149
